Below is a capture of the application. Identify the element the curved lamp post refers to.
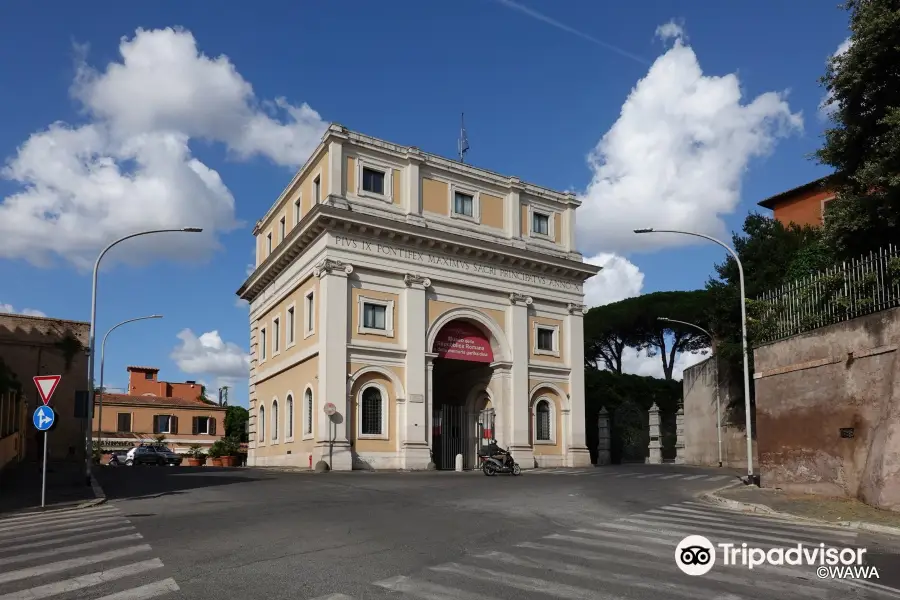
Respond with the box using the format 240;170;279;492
636;227;754;483
95;315;163;450
657;317;722;468
85;228;203;484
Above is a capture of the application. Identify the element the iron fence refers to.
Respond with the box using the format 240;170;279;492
754;244;900;344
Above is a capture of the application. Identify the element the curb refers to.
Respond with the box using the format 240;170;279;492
86;469;107;507
698;487;900;537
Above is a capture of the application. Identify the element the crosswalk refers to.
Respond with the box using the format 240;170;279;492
0;503;179;600
528;468;736;483
303;500;900;600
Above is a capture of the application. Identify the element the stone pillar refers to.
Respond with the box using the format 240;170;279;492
489;364;511;448
313;258;353;471
327;138;343;197
596;407;611;466
565;303;591;467
506;180;524;241
507;293;534;468
674;403;686;464
402;273;431;469
647;402;662;465
425;353;437;469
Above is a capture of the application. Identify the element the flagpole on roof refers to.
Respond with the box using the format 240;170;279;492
458;112;469;163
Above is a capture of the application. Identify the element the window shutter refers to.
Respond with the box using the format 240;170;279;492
209;417;217;436
192;416;199;435
171;415;178;435
152;415;159;434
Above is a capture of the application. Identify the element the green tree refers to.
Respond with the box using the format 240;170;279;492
706;213;830;421
224;405;249;442
584;301;643;373
817;0;900;258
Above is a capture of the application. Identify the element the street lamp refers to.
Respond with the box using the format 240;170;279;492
84;227;203;484
658;317;722;468
95;315;163;450
636;227;754;483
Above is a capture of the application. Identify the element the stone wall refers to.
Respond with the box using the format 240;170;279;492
753;307;900;510
682;356;758;469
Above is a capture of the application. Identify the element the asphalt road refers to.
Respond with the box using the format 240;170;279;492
2;464;898;600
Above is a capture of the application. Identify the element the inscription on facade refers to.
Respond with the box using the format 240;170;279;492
334;235;580;291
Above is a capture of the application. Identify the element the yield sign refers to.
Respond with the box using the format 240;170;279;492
33;375;61;405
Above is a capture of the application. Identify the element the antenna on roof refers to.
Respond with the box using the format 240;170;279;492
458;112;469;163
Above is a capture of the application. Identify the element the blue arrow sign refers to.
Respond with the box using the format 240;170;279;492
33;406;55;431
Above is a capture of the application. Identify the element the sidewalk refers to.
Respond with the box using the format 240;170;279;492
0;460;99;515
705;483;900;535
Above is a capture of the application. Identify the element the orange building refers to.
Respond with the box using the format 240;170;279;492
757;175;835;227
93;367;227;454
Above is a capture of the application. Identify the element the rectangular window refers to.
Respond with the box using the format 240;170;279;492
144;372;153;380
294;197;302;225
155;415;171;434
537;327;555;352
266;232;272;254
305;392;313;435
314;176;321;204
533;212;550;236
454;192;474;217
260;328;267;360
279;217;286;242
363;303;386;330
117;413;131;433
361;167;385;195
287;307;295;344
305;292;315;334
193;416;212;435
273;318;280;353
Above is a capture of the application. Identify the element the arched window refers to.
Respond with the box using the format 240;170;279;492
258;406;265;442
535;399;551;442
286;394;294;439
360;386;384;436
271;399;279;441
304;388;313;436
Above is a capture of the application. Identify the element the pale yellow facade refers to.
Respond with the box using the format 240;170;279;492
239;124;599;470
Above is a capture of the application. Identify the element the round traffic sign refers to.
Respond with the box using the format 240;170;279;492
33;405;55;431
323;402;336;416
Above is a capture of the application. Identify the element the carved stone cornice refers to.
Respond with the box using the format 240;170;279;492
403;273;432;289
314;258;353;278
509;293;533;306
567;303;588;315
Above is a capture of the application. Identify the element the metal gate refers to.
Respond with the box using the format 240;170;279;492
476;408;495;458
432;404;469;470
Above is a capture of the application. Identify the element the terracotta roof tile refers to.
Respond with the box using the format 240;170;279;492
126;366;159;371
97;393;225;410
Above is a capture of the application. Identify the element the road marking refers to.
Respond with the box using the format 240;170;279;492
0;517;130;544
93;578;180;600
0;513;124;539
0;504;117;526
0;509;121;535
0;533;144;567
430;562;621;600
0;544;152;585
0;525;136;552
683;474;708;480
307;594;356;600
375;574;502;600
658;474;683;479
0;559;164;600
642;509;858;540
659;504;859;533
614;473;637;478
633;474;660;479
705;475;729;481
562;470;590;475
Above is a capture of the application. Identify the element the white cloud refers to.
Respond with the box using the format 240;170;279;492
0;303;47;317
0;27;328;269
576;23;803;258
819;37;852;118
170;328;249;380
618;346;710;381
654;20;686;43
583;253;644;307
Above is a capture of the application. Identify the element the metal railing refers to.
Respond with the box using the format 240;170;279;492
754;244;900;344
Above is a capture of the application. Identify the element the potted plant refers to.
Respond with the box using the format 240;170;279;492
220;436;241;467
207;440;225;466
185;445;204;467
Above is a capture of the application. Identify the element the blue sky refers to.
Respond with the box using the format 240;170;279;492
0;1;851;403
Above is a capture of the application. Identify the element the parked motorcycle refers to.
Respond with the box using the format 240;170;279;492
479;442;521;476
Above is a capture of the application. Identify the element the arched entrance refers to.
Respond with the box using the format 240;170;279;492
430;319;495;470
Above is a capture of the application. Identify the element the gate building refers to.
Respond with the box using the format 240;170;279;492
237;124;599;470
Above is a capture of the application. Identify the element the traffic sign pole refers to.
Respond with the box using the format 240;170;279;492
33;375;61;508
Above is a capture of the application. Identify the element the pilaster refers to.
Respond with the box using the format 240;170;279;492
508;292;534;468
314;257;353;471
328;139;344;197
506;179;524;239
405;151;423;216
566;302;591;467
402;273;432;468
564;192;577;252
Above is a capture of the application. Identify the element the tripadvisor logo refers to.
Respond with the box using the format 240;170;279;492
675;535;716;576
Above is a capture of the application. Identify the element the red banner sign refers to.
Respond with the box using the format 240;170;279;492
433;322;494;363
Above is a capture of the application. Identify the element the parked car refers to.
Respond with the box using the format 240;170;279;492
125;444;183;466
